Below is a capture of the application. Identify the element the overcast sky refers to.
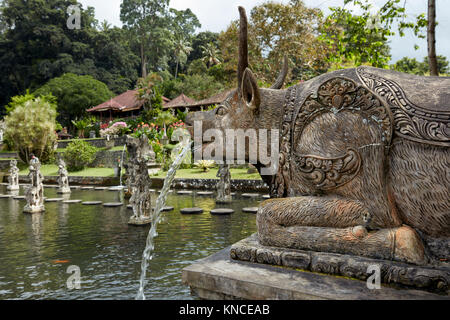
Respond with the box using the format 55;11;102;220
78;0;450;63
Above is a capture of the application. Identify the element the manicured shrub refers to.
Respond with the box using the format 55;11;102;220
63;140;98;172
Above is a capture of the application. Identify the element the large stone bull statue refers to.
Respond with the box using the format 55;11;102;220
186;7;449;266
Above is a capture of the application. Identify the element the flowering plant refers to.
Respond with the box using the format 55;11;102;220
100;121;130;137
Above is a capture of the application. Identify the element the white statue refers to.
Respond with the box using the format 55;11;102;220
7;159;20;191
23;156;45;214
57;158;71;194
0;120;4;144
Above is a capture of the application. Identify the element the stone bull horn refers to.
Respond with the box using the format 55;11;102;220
237;6;248;89
270;55;289;89
237;7;288;90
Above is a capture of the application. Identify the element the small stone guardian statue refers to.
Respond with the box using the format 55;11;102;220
7;159;20;191
216;164;232;203
57;158;71;194
23;156;45;214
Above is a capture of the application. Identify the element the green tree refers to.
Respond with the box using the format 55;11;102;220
188;31;219;64
391;55;449;75
219;1;329;86
136;73;164;121
322;0;428;68
200;42;222;68
120;0;171;77
173;38;193;79
391;57;425;75
4;97;58;163
0;0;140;113
34;73;113;128
423;55;449;75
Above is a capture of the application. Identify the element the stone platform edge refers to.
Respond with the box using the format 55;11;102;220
230;234;449;294
182;244;448;300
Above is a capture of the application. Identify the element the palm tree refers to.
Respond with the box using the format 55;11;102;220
173;38;193;79
200;42;222;68
100;20;111;32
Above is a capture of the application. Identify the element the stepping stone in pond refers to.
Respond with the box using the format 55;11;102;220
197;191;214;196
262;195;271;199
45;198;65;202
177;190;193;195
241;193;260;198
70;186;81;189
13;196;26;200
44;185;58;188
180;207;203;214
82;201;103;205
0;194;13;198
161;206;174;212
127;205;133;209
81;187;94;190
94;187;108;190
242;207;259;214
103;202;123;207
108;187;124;191
210;208;234;215
63;200;82;204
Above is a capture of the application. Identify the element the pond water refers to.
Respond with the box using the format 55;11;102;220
0;184;261;300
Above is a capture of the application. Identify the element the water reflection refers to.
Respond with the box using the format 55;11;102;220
0;185;260;299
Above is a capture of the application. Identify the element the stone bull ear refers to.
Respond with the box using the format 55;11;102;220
240;68;261;111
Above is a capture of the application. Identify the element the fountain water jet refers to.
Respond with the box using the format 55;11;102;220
135;130;192;300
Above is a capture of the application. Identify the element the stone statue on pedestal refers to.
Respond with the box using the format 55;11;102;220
7;159;20;191
216;164;231;204
186;7;449;267
23;156;45;214
126;135;152;225
57;158;71;194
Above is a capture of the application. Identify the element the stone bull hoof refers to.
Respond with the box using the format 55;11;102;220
259;224;426;265
257;199;427;266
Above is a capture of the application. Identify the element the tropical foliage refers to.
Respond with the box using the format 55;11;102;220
4;97;58;163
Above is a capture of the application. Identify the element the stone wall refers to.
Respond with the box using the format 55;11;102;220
91;150;124;168
57;136;126;149
56;149;125;168
0;160;10;171
150;177;269;192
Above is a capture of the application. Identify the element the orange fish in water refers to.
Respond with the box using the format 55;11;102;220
53;260;70;264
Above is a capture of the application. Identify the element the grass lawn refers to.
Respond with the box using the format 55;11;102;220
153;168;262;180
17;164;261;180
19;164;116;177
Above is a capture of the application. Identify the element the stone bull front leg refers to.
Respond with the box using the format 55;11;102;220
257;196;426;265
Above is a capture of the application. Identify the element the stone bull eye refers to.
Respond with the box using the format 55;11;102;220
216;106;228;117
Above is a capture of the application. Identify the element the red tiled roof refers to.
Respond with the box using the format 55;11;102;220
87;91;171;113
163;94;196;109
186;89;234;108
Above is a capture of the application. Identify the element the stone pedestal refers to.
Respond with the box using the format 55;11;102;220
182;234;449;300
7;184;19;191
57;186;71;194
23;203;46;214
128;216;152;226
